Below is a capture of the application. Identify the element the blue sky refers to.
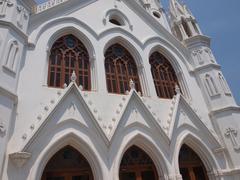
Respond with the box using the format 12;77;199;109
35;0;240;104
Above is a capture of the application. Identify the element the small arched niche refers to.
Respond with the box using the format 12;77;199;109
41;146;94;180
179;144;209;180
109;14;125;26
103;9;133;30
119;145;158;180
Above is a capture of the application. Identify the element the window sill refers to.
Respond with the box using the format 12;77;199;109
2;65;16;76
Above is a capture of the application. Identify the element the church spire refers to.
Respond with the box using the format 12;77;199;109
169;0;202;41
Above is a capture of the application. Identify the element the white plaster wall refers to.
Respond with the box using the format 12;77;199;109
0;0;240;179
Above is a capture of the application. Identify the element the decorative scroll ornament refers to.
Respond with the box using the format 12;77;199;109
9;152;31;167
225;127;240;151
129;79;135;90
0;0;13;17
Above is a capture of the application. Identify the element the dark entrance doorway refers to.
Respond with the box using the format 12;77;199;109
41;146;93;180
119;145;158;180
179;144;209;180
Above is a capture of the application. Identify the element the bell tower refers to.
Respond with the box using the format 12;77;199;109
169;0;202;41
169;0;240;168
0;0;35;177
169;0;236;110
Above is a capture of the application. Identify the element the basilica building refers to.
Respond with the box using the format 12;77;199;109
0;0;240;179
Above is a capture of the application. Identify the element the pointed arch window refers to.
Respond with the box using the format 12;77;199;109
105;43;142;94
4;40;19;72
48;34;91;90
149;52;179;99
204;74;218;97
218;73;231;95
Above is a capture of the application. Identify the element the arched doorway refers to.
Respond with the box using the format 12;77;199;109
119;145;158;180
41;146;93;180
179;144;209;180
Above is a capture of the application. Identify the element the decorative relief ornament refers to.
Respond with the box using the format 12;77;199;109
175;84;181;94
71;71;77;82
225;127;240;151
129;79;135;90
9;152;31;168
16;5;28;28
0;0;13;17
0;121;6;135
192;49;204;65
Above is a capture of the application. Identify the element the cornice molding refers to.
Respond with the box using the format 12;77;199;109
0;20;28;42
191;63;221;73
210;106;240;117
184;35;211;49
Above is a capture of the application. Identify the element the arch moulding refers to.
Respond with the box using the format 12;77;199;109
29;132;104;180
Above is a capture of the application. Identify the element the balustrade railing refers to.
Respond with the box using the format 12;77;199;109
34;0;68;14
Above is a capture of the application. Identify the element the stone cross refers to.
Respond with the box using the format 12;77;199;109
0;0;13;17
225;127;240;151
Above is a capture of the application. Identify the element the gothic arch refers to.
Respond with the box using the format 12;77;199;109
148;45;191;99
104;36;143;67
112;132;169;180
29;17;98;47
47;26;95;58
46;27;97;90
173;132;220;179
143;37;193;71
31;132;103;180
103;36;149;96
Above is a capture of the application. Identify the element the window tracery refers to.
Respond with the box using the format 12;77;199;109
105;43;142;94
149;52;179;99
48;34;91;90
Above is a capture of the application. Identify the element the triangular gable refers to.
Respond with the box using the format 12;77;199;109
109;89;169;144
21;82;109;151
168;94;222;147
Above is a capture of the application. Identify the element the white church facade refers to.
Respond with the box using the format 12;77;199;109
0;0;240;179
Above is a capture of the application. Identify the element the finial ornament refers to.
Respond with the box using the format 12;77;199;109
71;71;77;82
129;79;135;90
63;83;67;89
175;84;181;94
